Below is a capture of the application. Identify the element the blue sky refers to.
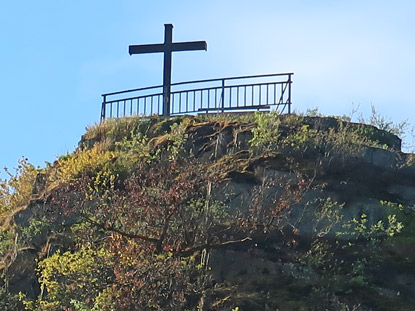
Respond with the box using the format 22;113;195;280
1;0;414;177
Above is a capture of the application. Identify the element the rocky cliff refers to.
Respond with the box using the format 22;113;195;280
1;113;415;311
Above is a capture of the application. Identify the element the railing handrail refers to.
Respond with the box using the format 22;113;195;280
101;72;293;121
103;80;290;105
169;72;294;88
171;79;290;93
102;72;294;97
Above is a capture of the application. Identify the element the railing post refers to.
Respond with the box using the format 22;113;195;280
101;95;107;122
288;74;292;114
221;79;225;113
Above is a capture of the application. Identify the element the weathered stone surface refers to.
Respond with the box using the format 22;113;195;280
7;249;39;298
32;173;47;196
302;116;402;150
362;147;401;169
209;249;280;283
3;115;415;308
387;184;415;201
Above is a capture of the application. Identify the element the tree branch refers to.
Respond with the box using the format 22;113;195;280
177;237;252;257
83;215;159;244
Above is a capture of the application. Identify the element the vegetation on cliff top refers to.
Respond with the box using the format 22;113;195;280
1;111;415;310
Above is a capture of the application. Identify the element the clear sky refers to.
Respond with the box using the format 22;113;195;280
1;0;414;177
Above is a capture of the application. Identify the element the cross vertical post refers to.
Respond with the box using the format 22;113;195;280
129;24;207;117
163;24;173;117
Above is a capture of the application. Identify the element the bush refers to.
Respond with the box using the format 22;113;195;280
0;281;21;311
25;247;114;311
0;158;37;216
83;117;154;150
52;147;118;184
249;111;280;151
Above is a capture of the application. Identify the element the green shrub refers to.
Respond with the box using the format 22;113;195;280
0;278;21;311
0;158;37;216
249;111;280;151
24;247;114;311
341;213;403;244
83;116;156;151
52;147;118;184
19;217;50;245
0;230;15;264
282;120;380;160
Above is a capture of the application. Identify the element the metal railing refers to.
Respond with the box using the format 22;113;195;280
101;73;293;121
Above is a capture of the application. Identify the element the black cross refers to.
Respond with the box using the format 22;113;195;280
129;24;207;117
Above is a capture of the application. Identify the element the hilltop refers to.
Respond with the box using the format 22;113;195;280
1;112;415;311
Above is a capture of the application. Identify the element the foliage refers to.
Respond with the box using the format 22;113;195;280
0;158;36;276
379;200;403;210
311;197;344;238
279;113;303;128
165;119;190;162
249;111;280;150
282;121;379;160
57;158;223;256
0;157;37;216
114;129;152;159
364;105;409;136
303;107;323;117
111;250;206;310
245;172;307;235
404;153;415;167
198;112;256;124
295;196;407;308
82;116;155;150
248;110;385;162
299;198;343;272
19;217;50;246
301;239;332;268
305;105;409;139
0;276;21;311
4;114;415;310
52;147;118;184
282;124;315;150
113;129;160;177
0;230;15;262
43;135;311;309
347;213;403;241
45;158;217;310
24;247;114;311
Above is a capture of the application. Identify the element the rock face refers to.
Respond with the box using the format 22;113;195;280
7;249;39;298
301;116;402;151
6;194;76;299
2;115;415;310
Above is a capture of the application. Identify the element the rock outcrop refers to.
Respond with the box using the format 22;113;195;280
2;114;415;310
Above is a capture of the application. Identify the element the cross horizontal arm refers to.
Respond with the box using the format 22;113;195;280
129;43;165;55
171;41;207;52
128;24;207;117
